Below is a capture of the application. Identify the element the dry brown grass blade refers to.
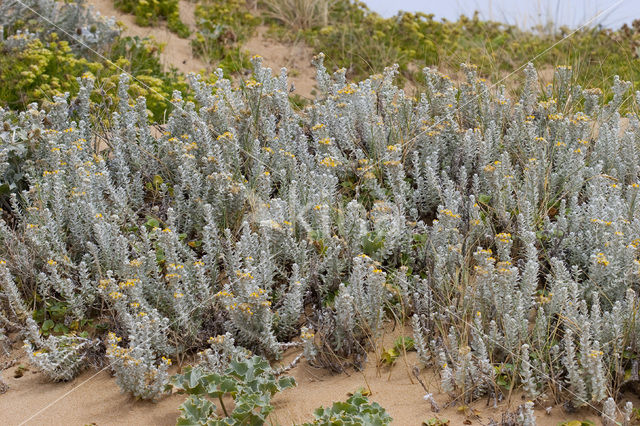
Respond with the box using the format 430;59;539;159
260;0;336;31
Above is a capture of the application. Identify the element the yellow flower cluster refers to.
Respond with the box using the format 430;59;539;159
319;156;340;168
591;218;613;226
280;150;296;159
301;331;315;339
595;252;610;266
235;271;254;280
109;291;124;300
439;209;460;219
496;233;512;243
119;278;140;288
249;288;267;298
337;85;356;95
217;131;233;141
245;79;262;89
209;335;225;344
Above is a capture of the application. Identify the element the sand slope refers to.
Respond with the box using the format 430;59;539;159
88;0;317;98
0;328;607;426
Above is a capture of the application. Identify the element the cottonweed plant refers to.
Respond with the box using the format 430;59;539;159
0;54;640;421
24;317;99;382
0;0;119;50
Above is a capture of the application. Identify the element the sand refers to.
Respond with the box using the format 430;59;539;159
87;0;318;98
243;26;317;99
90;0;208;75
0;326;610;426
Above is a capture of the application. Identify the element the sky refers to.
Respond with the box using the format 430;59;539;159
363;0;638;30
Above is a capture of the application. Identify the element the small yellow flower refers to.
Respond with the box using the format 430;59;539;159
595;253;610;266
109;291;124;300
217;132;233;141
496;232;512;243
319;156;340;168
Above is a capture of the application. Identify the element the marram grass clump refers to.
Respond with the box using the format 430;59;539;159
1;53;640;424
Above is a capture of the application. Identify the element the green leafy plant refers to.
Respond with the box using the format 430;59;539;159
169;356;296;425
114;0;190;37
422;418;450;426
305;391;392;425
33;301;71;336
494;362;515;389
380;336;415;366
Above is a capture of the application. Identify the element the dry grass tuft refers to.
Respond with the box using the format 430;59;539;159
261;0;336;31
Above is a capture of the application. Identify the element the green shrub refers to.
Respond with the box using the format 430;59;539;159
192;0;260;74
169;356;295;425
305;392;392;425
0;32;189;121
265;0;640;97
114;0;190;37
0;35;103;109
